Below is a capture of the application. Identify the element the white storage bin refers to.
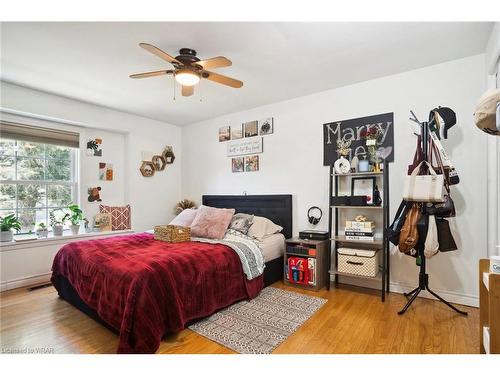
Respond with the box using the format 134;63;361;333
337;248;379;277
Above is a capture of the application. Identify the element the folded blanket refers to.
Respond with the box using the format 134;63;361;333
193;229;265;280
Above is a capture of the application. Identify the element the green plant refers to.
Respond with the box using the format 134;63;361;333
49;210;69;227
67;203;83;225
0;214;22;232
37;222;47;230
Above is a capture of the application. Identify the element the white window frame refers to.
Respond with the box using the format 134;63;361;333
0;140;79;233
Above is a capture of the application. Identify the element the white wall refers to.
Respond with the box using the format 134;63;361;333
1;81;182;230
182;54;487;306
0;81;182;290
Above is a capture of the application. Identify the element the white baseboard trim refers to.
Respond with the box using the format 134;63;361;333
330;275;479;308
0;272;51;292
389;281;478;308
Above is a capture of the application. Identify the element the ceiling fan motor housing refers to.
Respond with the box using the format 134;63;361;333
175;48;200;66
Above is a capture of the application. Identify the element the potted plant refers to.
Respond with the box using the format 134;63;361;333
67;203;83;235
50;210;69;236
0;214;21;242
35;222;49;238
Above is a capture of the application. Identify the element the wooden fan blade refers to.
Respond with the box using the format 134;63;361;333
129;69;171;79
202;70;243;88
182;85;194;97
196;56;232;70
139;43;180;65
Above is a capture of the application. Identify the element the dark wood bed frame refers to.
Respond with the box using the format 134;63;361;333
53;194;292;333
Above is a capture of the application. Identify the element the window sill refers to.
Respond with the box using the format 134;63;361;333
0;229;135;252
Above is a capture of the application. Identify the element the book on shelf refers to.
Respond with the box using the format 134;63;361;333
345;235;375;241
308;258;316;286
345;221;374;230
344;231;374;237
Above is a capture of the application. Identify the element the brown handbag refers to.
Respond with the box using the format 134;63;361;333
398;203;421;254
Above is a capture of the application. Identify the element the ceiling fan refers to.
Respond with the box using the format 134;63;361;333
129;43;243;97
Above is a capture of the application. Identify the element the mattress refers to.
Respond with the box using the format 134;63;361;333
259;233;286;262
146;229;285;262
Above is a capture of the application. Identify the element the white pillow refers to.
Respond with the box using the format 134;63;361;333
169;208;198;227
247;216;283;240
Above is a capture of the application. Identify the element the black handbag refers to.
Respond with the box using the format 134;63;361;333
425;195;456;217
387;200;412;246
436;217;458;252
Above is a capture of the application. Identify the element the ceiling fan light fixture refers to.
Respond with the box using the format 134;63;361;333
175;69;200;86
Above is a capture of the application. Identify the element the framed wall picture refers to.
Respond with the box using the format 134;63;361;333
86;138;102;156
227;137;263;157
87;186;102;203
323;112;395;165
232;157;244;173
245;155;259;172
99;162;113;181
243;121;258;137
231;124;243;140
259;117;274;135
219;126;231;142
351;177;376;205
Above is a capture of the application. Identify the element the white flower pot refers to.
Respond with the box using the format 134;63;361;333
70;224;80;235
36;229;49;238
0;230;13;242
53;225;64;236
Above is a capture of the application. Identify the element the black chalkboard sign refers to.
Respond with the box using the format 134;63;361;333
323;112;394;166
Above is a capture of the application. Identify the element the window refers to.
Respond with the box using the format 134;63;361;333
0;138;78;233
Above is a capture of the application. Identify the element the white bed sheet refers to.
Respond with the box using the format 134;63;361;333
259;233;286;262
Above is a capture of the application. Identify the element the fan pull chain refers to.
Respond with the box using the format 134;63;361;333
199;77;203;102
172;73;176;101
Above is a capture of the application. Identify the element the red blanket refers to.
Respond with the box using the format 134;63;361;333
51;233;263;353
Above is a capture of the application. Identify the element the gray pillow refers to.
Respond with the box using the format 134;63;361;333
229;213;254;234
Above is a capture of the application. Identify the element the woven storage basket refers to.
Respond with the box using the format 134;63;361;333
337;248;379;277
154;225;191;243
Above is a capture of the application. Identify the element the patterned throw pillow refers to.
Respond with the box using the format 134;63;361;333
229;213;254;235
99;204;131;230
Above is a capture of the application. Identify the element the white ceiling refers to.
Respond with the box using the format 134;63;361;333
0;22;493;126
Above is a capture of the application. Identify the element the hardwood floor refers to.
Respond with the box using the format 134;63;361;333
0;282;479;354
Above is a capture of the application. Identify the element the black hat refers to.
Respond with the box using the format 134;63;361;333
434;107;456;139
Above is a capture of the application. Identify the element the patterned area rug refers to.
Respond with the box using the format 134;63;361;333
188;287;327;354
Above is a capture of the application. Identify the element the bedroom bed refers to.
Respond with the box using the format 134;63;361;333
51;194;292;353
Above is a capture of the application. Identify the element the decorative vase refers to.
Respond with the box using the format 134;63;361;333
0;230;13;242
36;229;49;239
351;155;359;172
70;224;80;235
53;225;64;236
358;159;370;172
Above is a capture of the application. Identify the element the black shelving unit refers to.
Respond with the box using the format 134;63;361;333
327;161;390;301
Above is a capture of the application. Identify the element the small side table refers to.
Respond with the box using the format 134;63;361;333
284;237;330;291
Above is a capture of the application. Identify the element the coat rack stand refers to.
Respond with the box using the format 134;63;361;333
398;111;468;316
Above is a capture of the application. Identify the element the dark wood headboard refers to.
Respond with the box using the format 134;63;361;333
201;195;292;239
